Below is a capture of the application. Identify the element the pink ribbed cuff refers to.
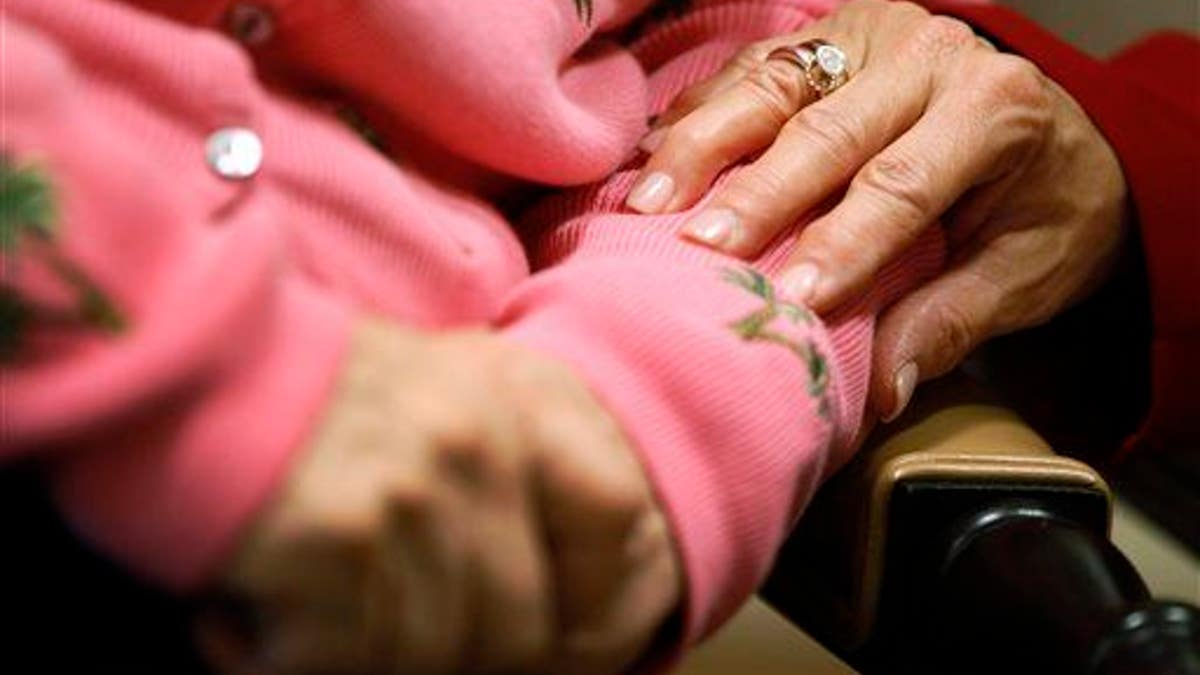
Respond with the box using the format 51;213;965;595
500;262;837;649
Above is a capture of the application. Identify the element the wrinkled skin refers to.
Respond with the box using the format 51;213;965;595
628;0;1127;421
199;320;681;675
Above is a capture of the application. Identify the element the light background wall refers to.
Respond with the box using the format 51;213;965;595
1001;0;1197;55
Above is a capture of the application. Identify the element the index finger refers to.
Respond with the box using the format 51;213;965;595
625;34;842;215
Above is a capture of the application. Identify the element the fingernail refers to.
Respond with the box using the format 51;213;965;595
683;209;741;249
626;171;675;213
884;362;919;423
639;127;668;153
779;263;820;304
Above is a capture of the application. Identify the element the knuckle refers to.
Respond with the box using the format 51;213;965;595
927;300;982;369
665;119;717;154
981;54;1049;107
784;105;865;173
578;465;653;531
623;508;677;573
734;42;773;71
817;215;894;275
421;410;510;489
720;162;790;216
887;0;931;18
799;221;858;269
426;406;484;449
306;506;381;551
907;15;976;60
384;481;438;524
854;151;935;223
741;59;809;126
435;440;493;485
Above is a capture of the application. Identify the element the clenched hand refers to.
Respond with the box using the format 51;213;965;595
198;320;681;675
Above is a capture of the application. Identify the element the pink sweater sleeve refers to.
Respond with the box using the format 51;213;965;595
497;2;944;647
1;0;955;625
1;16;351;590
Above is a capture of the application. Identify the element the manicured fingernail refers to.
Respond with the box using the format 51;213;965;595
884;362;919;423
683;209;741;249
779;263;820;304
626;171;675;213
639;127;668;153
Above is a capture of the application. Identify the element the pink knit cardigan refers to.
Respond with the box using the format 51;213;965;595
3;0;944;647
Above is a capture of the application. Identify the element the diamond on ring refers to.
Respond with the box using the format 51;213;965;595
815;44;847;78
767;39;851;98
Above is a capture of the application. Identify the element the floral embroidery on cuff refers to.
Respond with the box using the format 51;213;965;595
1;154;125;361
722;267;831;420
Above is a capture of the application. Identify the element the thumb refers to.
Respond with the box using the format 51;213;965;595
871;266;1003;422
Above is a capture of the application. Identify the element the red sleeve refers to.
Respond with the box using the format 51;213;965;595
930;4;1200;455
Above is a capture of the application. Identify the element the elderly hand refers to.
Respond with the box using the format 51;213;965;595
626;0;1127;420
198;320;680;675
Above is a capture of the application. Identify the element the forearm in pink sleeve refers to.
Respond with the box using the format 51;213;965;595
1;17;350;590
497;168;944;647
493;1;945;646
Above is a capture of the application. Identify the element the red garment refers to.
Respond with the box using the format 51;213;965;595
939;4;1200;456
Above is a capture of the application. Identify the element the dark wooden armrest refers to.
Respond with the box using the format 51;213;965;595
760;372;1199;675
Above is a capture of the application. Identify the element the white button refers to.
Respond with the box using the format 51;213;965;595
206;127;263;180
225;4;275;47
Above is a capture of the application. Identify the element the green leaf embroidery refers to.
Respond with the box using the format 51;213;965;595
817;396;832;421
1;154;126;361
0;155;57;253
721;267;774;302
46;254;126;333
753;330;828;398
803;339;829;397
729;305;776;339
779;300;814;326
722;266;831;420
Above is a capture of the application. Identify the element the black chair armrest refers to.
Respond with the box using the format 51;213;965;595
760;373;1200;675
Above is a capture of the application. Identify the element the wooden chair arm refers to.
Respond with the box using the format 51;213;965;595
757;372;1200;675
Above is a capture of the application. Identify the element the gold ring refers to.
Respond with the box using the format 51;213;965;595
766;39;851;98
